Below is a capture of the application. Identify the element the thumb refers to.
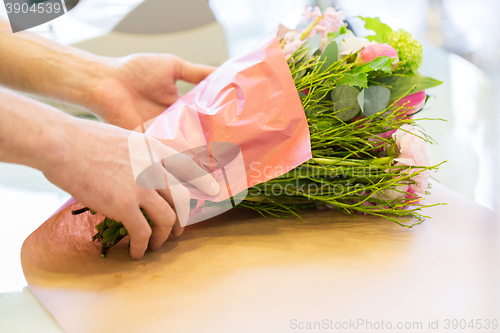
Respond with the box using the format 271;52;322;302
176;59;216;84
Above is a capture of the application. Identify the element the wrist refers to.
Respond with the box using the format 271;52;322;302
33;109;74;176
0;88;74;174
55;54;115;109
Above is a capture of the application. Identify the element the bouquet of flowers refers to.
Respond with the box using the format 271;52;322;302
240;6;444;224
73;6;444;257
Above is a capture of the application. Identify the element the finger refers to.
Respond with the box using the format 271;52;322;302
156;187;185;237
155;172;190;236
141;191;177;251
162;170;192;228
176;58;216;84
122;209;152;260
171;219;185;237
163;153;220;197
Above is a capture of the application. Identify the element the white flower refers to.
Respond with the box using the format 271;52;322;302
338;36;372;59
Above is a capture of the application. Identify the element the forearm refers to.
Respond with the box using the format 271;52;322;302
0;17;111;109
0;87;71;172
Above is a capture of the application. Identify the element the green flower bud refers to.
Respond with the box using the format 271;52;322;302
387;29;423;73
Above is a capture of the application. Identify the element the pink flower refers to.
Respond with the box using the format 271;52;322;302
404;186;420;205
379;128;397;140
355;44;399;65
378;91;427;140
391;90;426;116
392;125;431;194
298;6;346;38
299;5;322;24
315;7;346;37
282;6;346;59
283;38;305;59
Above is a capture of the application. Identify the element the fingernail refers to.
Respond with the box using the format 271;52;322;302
133;253;144;260
210;179;220;196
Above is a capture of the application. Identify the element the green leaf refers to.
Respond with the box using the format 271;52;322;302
331;85;361;121
337;72;368;88
359;16;393;44
303;33;321;58
363;56;393;73
292;47;309;63
372;75;443;101
327;30;342;40
291;33;321;65
318;41;338;73
351;56;393;75
357;86;391;117
327;25;348;39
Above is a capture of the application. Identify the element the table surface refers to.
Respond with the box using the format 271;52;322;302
1;181;498;333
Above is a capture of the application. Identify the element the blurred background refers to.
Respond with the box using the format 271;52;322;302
0;0;498;293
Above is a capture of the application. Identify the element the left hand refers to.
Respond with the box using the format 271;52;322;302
88;54;215;130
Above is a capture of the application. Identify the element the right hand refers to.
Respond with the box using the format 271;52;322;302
43;118;220;259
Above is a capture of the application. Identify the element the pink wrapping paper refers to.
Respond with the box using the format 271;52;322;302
129;34;311;225
20;34;313;330
144;34;311;191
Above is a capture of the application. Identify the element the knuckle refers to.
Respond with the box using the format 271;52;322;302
135;226;152;241
165;209;177;226
121;196;138;210
158;205;176;227
140;189;157;203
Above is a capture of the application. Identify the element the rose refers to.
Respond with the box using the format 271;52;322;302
355;44;399;65
377;91;427;141
392;125;431;194
391;90;426;116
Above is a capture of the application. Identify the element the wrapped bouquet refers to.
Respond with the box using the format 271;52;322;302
242;6;444;224
72;6;444;257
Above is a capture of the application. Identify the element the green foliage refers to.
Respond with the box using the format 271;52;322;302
297;33;321;65
336;57;393;88
359;16;393;43
356;56;393;74
357;86;391;117
327;25;348;39
318;41;338;73
331;85;361;121
337;72;368;88
372;75;443;101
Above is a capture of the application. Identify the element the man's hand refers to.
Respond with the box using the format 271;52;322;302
44;118;219;259
0;17;215;130
87;54;215;130
0;88;220;259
